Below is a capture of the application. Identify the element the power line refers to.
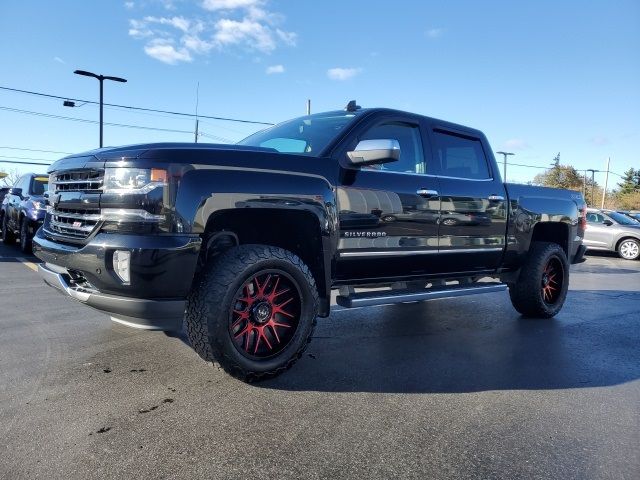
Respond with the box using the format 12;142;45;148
0;106;194;134
0;146;73;155
508;161;549;170
0;154;52;162
0;159;50;166
0;85;274;126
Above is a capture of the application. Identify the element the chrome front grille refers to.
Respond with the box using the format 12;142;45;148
45;169;104;241
47;208;101;239
52;170;104;193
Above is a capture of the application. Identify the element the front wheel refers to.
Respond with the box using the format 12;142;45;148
508;241;569;318
20;218;34;254
1;214;16;245
617;238;640;260
185;244;319;382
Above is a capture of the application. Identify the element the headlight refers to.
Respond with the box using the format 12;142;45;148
102;167;167;194
32;201;45;210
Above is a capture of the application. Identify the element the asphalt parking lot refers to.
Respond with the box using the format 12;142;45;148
0;243;638;480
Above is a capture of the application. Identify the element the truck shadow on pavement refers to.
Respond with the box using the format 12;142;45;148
252;289;640;394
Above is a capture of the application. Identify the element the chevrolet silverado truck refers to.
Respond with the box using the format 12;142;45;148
33;103;587;381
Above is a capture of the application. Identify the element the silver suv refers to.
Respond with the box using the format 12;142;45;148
584;208;640;260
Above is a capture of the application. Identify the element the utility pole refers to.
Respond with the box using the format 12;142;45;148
601;157;610;208
306;99;311;116
582;169;587;199
496;151;514;182
194;81;200;143
73;70;127;148
587;169;598;206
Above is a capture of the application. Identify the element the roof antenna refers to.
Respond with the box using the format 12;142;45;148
344;100;361;112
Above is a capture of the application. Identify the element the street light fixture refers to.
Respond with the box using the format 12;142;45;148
496;151;514;182
72;69;127;148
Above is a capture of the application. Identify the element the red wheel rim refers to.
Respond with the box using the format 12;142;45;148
229;271;301;359
541;257;563;305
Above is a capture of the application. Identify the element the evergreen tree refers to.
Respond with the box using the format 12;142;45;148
617;168;640;195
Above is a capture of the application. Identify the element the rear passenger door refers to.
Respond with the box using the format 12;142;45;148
427;126;508;272
583;212;612;248
335;116;441;281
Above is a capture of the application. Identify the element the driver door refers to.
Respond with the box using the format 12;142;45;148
335;117;441;281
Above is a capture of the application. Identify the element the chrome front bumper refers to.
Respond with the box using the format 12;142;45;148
38;263;185;331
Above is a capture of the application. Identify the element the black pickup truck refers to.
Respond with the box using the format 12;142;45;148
33;103;586;381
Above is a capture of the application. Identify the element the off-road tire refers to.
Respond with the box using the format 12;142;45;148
1;214;16;245
508;241;569;318
185;244;319;382
20;218;33;254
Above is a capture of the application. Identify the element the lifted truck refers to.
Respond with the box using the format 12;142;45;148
33;103;586;381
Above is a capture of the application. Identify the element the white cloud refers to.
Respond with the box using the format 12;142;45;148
53;56;65;64
182;34;213;54
426;28;444;38
202;0;262;11
129;0;296;63
589;135;610;146
128;19;153;38
504;139;530;150
266;64;284;74
327;67;361;81
144;39;192;64
214;17;276;52
275;29;297;46
124;1;134;9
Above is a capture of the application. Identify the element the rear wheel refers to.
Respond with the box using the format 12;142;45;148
185;244;318;382
508;242;569;318
20;218;33;254
617;238;640;260
1;214;16;245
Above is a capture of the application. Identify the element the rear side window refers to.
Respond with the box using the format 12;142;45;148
432;130;491;180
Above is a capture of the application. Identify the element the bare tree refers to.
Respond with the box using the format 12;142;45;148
0;168;21;187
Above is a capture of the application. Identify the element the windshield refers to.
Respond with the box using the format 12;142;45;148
607;211;640;225
31;177;49;195
237;111;361;156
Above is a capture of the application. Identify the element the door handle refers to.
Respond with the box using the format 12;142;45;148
417;189;439;198
488;195;504;201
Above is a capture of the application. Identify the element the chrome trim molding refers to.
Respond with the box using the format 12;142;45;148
339;247;504;258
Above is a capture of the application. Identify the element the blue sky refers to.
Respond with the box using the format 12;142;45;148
1;0;638;187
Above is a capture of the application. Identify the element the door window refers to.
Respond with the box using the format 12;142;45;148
586;212;605;224
360;122;425;174
432;130;491;180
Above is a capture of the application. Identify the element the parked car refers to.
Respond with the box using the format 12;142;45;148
34;103;586;381
584;208;640;260
617;210;640;222
0;173;48;253
0;187;9;206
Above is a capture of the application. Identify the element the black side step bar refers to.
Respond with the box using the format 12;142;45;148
336;283;508;308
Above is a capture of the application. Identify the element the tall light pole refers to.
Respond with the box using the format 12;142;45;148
601;157;610;209
586;169;599;206
496;151;514;182
73;70;127;148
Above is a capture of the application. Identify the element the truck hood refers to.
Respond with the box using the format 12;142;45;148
48;142;278;173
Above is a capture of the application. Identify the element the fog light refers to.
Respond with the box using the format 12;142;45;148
113;250;131;284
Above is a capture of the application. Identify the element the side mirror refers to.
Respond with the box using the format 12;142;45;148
603;219;613;226
9;187;22;197
346;139;400;167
